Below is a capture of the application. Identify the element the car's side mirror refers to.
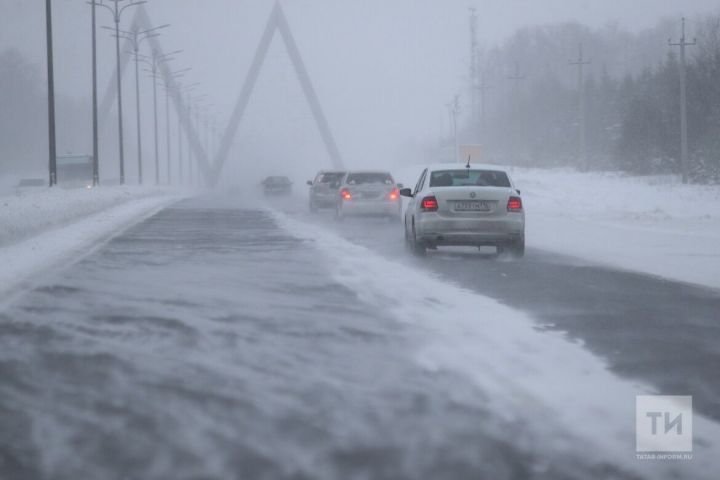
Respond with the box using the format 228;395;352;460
306;180;313;186
396;183;404;189
516;189;521;195
399;188;413;198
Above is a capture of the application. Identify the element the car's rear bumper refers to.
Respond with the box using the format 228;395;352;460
310;194;339;207
416;214;524;245
341;200;401;216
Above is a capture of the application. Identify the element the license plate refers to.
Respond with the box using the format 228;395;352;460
454;201;491;211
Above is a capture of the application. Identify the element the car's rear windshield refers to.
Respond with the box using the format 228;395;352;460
319;173;345;183
429;169;511;188
346;173;394;185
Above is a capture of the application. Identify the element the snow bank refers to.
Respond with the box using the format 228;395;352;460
513;168;720;290
0;186;176;247
0;187;183;302
394;165;720;290
272;209;720;479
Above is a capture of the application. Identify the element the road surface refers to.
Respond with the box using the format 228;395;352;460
0;194;718;479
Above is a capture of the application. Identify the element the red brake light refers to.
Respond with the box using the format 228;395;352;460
507;196;523;211
421;196;438;211
388;188;399;201
340;189;352;201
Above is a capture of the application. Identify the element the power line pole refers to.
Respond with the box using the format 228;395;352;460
669;17;696;184
506;62;526;162
570;42;591;171
446;95;461;163
45;0;57;187
476;69;491;141
469;7;479;133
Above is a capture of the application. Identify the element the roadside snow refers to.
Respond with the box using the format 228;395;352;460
0;188;182;302
272;209;720;480
395;166;720;290
0;186;179;247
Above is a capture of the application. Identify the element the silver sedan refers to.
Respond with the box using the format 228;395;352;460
401;164;525;257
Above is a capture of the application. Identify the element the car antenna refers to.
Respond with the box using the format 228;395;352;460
466;155;471;169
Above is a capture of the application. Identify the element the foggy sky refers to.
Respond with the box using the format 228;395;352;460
1;0;718;178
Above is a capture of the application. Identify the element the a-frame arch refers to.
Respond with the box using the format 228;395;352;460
210;2;345;186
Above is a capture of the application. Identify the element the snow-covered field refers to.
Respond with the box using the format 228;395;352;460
396;166;720;290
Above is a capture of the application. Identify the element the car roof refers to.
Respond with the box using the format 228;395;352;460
423;163;510;173
345;170;394;174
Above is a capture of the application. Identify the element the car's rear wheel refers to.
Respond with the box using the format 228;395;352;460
508;235;525;258
410;221;426;257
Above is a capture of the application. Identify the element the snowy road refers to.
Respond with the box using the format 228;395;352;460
285;201;720;424
0;195;718;479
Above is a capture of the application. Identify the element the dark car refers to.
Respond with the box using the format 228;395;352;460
261;176;293;196
307;171;347;212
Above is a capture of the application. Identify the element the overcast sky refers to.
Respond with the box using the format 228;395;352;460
1;0;719;175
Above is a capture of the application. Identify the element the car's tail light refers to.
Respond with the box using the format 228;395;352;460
421;196;438;211
507;196;523;211
388;188;399;201
340;189;352;201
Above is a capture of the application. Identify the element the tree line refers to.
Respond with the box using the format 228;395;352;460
453;12;720;184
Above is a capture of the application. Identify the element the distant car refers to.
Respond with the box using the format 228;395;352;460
261;176;293;196
307;171;346;212
401;164;525;257
335;171;402;220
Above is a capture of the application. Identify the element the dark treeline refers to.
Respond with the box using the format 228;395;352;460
453;13;720;184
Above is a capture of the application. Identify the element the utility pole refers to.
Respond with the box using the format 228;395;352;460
469;7;479;133
669;18;696;184
506;62;526;162
476;69;491;140
446;95;461;163
570;42;591;171
45;0;57;187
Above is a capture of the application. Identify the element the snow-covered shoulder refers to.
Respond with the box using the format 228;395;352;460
0;186;184;302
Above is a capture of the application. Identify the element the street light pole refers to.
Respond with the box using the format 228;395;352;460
45;0;57;187
133;40;143;183
114;24;166;185
90;0;99;186
151;53;159;184
113;2;126;184
95;0;145;185
162;67;190;185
